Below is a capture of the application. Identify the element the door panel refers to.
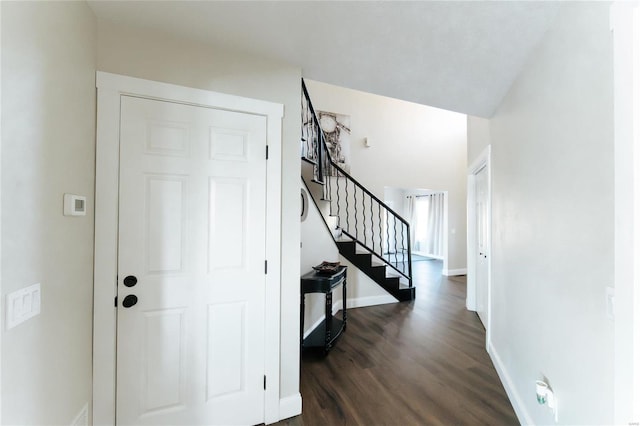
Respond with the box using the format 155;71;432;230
207;302;246;399
208;178;247;270
116;96;267;425
142;308;187;414
146;175;187;274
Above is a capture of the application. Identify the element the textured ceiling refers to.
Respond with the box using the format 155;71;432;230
88;1;561;117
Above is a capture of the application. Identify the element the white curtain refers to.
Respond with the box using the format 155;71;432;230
414;193;444;259
404;195;417;251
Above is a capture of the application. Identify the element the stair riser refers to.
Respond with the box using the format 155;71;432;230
338;249;411;299
353;254;373;270
336;242;356;256
384;278;400;291
395;287;415;301
369;268;386;282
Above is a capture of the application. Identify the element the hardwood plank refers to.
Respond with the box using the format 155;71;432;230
278;260;518;426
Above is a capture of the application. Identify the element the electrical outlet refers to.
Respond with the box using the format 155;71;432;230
6;283;41;329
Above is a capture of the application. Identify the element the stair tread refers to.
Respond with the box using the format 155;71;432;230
355;251;372;257
301;157;317;166
336;237;355;243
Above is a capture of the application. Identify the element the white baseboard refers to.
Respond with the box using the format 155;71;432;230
303;295;397;338
444;268;467;276
413;251;443;260
346;295;397;309
466;297;477;312
487;340;532;425
303;304;340;339
278;393;302;422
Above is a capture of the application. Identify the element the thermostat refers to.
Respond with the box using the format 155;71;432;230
64;194;87;216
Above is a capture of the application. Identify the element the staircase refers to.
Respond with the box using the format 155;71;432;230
301;80;415;301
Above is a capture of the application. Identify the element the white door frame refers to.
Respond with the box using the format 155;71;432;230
612;3;640;423
466;145;492;345
92;72;283;425
0;3;3;419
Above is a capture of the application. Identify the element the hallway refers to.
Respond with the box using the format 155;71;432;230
283;260;518;425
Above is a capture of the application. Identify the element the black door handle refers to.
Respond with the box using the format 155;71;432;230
122;294;138;308
124;275;138;287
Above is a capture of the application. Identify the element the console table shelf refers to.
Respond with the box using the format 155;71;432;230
300;266;347;354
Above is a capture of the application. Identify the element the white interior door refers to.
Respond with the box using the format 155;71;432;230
475;165;489;328
116;96;267;425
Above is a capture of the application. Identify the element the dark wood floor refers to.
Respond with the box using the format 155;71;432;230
280;259;518;426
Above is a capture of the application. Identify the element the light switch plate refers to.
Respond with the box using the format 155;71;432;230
6;283;41;329
64;194;86;216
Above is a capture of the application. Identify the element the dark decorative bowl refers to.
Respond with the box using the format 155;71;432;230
312;261;341;275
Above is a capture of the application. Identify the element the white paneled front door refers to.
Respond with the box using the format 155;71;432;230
116;96;267;425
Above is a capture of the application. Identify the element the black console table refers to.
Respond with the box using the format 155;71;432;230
300;266;347;354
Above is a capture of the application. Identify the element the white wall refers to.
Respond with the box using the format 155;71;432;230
96;20;303;406
487;3;614;424
1;2;96;424
384;187;441;219
300;182;341;333
304;80;467;273
467;116;491;165
383;187;407;218
612;2;640;422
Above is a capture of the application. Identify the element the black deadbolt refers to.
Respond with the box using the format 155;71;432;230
122;294;138;308
123;275;138;287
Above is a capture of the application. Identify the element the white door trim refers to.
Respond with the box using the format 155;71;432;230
0;3;3;420
442;191;450;275
466;145;492;346
92;72;283;425
612;3;640;423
